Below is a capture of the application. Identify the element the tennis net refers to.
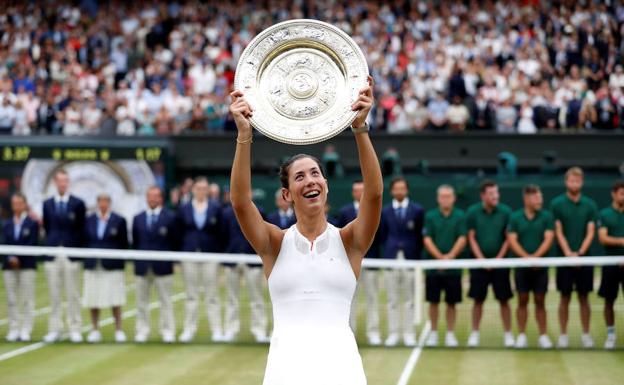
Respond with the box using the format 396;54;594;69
0;244;622;350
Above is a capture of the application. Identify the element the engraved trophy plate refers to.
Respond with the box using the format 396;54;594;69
234;19;369;145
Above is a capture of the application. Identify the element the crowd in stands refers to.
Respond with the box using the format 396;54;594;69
0;1;624;135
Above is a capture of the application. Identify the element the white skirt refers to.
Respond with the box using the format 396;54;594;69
263;328;367;385
82;266;126;308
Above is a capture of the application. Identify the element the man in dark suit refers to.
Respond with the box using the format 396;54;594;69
177;177;225;343
266;189;296;230
2;192;39;342
338;180;382;345
380;176;424;347
132;186;178;343
221;200;268;343
42;169;86;343
83;194;129;343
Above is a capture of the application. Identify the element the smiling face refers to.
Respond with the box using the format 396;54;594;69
282;157;328;216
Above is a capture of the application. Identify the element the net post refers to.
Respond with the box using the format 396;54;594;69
414;265;424;326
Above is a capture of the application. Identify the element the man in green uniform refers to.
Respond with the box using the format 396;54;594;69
423;185;466;347
507;185;554;349
466;180;514;348
597;180;624;349
550;167;598;348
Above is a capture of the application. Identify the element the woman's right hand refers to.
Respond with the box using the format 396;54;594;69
229;90;254;138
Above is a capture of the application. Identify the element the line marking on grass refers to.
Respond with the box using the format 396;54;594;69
396;321;431;385
0;292;186;362
0;342;46;361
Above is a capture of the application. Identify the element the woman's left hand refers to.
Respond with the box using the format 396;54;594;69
351;75;374;128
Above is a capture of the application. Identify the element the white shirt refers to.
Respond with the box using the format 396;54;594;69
352;201;360;213
279;208;294;217
13;211;27;226
54;193;70;205
98;210;111;221
192;199;208;213
392;198;409;210
146;206;162;217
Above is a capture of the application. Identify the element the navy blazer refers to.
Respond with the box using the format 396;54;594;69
1;216;39;270
84;212;128;270
42;195;86;261
177;201;223;252
221;204;265;267
337;202;381;260
221;204;258;255
380;201;424;260
266;210;296;230
132;208;178;276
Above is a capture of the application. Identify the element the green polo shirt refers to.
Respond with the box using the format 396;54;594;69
598;206;624;256
549;193;598;254
507;209;554;256
423;208;466;276
466;202;512;258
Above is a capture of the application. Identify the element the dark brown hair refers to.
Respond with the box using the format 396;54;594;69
279;154;325;189
523;184;541;195
479;179;497;194
11;191;27;203
612;180;624;193
389;176;408;190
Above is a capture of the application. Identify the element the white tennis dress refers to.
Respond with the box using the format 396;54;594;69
263;224;367;385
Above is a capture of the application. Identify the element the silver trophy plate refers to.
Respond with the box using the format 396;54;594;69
234;19;369;145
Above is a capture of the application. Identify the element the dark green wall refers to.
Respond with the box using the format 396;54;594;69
208;173;619;216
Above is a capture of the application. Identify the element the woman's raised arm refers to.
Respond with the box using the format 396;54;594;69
229;91;283;269
341;76;384;267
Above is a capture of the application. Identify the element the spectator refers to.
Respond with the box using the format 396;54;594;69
427;91;449;130
12;100;30;135
62;100;83;136
495;95;518;133
517;101;537;134
388;96;412;134
82;97;102;135
447;95;470;132
0;1;623;135
0;98;15;134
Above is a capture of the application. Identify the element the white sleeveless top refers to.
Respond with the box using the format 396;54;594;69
263;224;367;385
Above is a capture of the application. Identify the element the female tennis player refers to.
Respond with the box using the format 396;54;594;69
229;75;381;385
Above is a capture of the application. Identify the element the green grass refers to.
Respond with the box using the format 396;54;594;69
414;349;624;385
0;266;623;384
1;344;623;385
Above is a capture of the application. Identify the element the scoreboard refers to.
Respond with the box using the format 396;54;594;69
2;145;165;162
